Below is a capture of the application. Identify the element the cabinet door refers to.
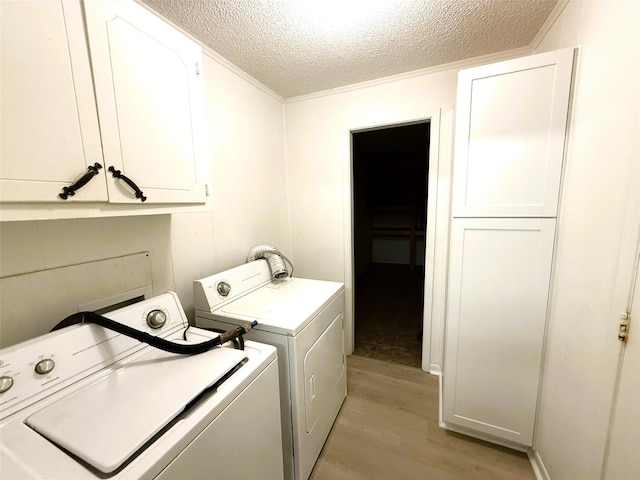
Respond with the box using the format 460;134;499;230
452;49;574;217
0;0;107;203
84;0;208;204
443;218;555;446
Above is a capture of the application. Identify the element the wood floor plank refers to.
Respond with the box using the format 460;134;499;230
310;355;536;480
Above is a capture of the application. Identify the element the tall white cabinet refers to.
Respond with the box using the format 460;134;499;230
443;49;574;447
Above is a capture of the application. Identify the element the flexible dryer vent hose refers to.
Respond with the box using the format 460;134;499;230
246;244;294;279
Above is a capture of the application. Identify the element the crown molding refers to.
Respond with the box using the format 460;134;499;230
132;0;284;103
530;1;571;50
284;46;533;104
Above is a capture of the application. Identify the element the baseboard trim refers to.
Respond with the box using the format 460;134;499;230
528;448;551;480
439;375;548;477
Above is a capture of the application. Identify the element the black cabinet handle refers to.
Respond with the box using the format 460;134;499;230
59;163;103;200
108;166;147;202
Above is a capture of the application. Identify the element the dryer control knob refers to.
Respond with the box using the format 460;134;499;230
35;358;55;375
146;309;167;329
0;375;13;393
217;282;231;297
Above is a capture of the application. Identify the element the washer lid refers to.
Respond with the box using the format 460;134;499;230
219;278;343;335
25;344;246;474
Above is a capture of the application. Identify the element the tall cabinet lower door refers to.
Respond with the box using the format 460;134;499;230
443;218;555;446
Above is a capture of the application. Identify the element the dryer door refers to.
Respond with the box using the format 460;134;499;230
304;312;345;433
289;290;347;480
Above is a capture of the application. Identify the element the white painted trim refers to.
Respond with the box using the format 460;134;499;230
426;109;455;374
132;0;284;103
600;170;640;479
440;369;529;452
342;127;355;355
438;369;445;427
440;420;530;453
530;1;571;50
134;0;567;105
342;110;443;365
528;449;551;480
0;202;207;222
442;372;545;476
421;110;441;372
282;101;294;259
285;46;532;104
134;0;563;104
200;46;284;103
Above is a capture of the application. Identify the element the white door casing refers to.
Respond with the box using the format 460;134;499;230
603;236;640;480
342;110;443;369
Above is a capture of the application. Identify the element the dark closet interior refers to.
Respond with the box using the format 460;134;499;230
352;122;430;368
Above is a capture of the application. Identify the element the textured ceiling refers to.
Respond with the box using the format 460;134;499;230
140;0;558;98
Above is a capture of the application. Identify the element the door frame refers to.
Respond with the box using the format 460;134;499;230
603;230;640;479
342;108;451;373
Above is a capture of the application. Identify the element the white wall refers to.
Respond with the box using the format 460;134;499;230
0;51;288;346
532;1;640;479
284;2;639;478
285;71;458;364
285;72;457;278
170;52;289;317
2;3;637;477
0;215;175;346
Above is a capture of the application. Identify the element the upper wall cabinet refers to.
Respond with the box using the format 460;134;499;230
0;0;208;219
0;0;107;203
84;0;208;204
452;49;574;218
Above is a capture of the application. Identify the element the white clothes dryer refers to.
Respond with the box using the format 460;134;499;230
194;260;346;480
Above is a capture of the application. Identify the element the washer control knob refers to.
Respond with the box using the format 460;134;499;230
0;375;14;393
146;309;167;329
35;359;55;375
217;282;231;297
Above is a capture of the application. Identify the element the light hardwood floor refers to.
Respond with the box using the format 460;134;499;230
309;355;536;480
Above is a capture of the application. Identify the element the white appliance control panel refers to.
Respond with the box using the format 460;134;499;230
194;259;272;313
0;292;188;420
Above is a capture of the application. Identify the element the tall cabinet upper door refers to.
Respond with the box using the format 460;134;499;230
83;0;208;204
453;48;574;218
0;0;107;203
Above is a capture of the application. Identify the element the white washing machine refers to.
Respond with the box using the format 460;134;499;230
0;292;284;479
194;260;347;480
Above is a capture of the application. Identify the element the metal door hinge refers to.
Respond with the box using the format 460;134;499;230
618;312;631;342
195;62;201;76
205;184;210;197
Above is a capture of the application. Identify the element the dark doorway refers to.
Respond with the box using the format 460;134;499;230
352;122;430;368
